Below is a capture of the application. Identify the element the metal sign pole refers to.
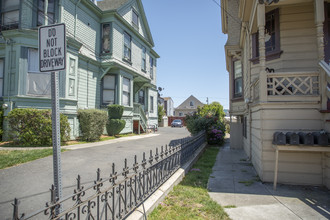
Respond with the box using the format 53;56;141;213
51;71;62;214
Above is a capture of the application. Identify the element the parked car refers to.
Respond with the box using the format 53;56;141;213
171;119;183;127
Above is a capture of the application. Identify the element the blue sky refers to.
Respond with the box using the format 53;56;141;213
142;0;229;109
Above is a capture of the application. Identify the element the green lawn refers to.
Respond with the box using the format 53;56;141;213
148;146;229;220
0;149;66;169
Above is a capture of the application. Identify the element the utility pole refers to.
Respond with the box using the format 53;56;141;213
206;97;209;105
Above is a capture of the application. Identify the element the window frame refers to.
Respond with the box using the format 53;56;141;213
1;0;20;30
27;48;52;97
150;96;154;113
138;89;145;105
37;0;56;26
232;59;243;100
122;77;131;106
132;9;139;29
149;56;154;79
141;47;146;72
102;23;111;54
102;75;116;105
251;8;282;64
123;32;132;62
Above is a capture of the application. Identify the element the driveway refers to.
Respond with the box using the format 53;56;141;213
0;127;190;220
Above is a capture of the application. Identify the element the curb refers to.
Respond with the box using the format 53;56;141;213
126;142;208;220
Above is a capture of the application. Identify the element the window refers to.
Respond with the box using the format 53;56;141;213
251;9;281;63
0;59;4;97
27;48;51;96
150;96;154;113
141;47;146;71
1;0;20;30
132;10;139;28
124;32;131;61
150;57;154;79
103;75;116;104
138;89;145;105
189;101;194;107
102;24;111;53
179;112;183;116
38;0;55;26
233;60;242;98
69;58;76;76
122;77;130;106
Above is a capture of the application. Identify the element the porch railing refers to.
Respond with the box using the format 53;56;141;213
133;103;147;132
12;132;206;220
266;72;320;102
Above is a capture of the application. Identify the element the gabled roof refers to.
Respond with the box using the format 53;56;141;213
97;0;129;11
97;0;156;48
176;95;204;109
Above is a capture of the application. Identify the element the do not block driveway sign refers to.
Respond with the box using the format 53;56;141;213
39;23;66;72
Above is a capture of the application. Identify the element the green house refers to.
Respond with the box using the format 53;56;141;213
0;0;159;139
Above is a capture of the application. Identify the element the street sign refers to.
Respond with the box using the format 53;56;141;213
39;23;66;72
39;23;66;214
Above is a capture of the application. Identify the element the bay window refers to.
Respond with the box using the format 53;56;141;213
1;0;20;30
27;48;51;96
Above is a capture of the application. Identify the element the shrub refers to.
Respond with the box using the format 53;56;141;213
8;108;70;146
107;104;124;119
186;113;225;145
106;119;126;136
106;105;126;136
78;109;107;142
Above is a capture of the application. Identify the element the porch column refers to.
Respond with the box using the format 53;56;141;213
314;0;327;110
257;3;267;102
315;0;325;61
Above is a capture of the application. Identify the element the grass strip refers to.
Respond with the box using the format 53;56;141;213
148;146;229;220
0;149;66;169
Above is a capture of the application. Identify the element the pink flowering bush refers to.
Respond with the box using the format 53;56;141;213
207;125;225;145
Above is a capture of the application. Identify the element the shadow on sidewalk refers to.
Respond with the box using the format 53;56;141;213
207;139;330;220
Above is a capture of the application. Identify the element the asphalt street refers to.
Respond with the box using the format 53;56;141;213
0;127;190;220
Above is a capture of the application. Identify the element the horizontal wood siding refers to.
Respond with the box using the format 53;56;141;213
279;2;318;72
259;106;325;185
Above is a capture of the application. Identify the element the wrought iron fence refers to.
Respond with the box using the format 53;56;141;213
12;131;206;220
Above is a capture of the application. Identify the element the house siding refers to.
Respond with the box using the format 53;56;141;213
0;0;158;139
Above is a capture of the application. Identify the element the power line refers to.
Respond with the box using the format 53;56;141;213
210;0;242;26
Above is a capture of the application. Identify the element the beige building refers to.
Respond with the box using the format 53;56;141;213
174;95;204;116
221;0;330;189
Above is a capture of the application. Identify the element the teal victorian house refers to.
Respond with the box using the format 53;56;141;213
0;0;159;139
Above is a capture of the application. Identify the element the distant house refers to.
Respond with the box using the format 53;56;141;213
163;97;174;116
0;0;159;138
221;0;330;189
174;95;204;117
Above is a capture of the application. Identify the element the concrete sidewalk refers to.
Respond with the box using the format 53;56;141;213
208;142;330;220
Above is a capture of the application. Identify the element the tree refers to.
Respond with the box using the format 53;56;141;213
158;104;165;123
197;102;225;121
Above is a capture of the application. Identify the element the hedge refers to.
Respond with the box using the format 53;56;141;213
78;109;108;142
8;108;71;146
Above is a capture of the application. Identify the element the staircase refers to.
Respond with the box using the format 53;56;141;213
133;103;148;134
